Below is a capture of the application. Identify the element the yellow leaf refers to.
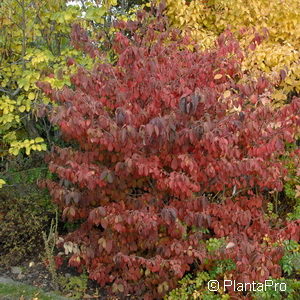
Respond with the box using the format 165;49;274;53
214;74;223;80
0;179;6;188
34;137;44;143
25;147;31;155
40;144;47;151
10;141;18;147
272;91;287;101
28;92;35;100
10;148;19;156
63;12;73;22
223;90;231;98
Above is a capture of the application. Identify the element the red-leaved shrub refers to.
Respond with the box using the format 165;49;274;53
38;9;300;299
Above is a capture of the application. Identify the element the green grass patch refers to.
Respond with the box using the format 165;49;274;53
0;281;68;300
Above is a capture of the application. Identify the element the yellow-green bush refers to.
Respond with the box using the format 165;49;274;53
0;0;122;187
164;0;300;108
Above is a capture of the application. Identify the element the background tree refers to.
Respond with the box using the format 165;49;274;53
0;0;138;187
164;0;300;107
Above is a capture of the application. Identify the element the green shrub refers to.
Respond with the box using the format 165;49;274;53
281;144;300;221
59;272;88;300
165;260;235;300
251;278;300;300
166;239;300;300
166;238;235;299
279;240;300;277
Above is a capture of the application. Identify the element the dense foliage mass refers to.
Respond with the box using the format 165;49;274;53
0;186;55;265
0;0;130;187
164;0;300;108
37;9;300;299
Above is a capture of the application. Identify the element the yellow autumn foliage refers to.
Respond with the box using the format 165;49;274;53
164;0;300;107
0;0;120;187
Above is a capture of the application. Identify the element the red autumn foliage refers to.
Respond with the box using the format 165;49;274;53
37;10;300;300
44;255;63;270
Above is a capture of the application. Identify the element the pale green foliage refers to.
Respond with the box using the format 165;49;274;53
280;240;300;277
61;273;89;299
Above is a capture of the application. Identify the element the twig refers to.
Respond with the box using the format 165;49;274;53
42;208;59;290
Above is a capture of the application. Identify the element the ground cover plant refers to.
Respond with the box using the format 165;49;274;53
36;4;300;299
0;279;69;300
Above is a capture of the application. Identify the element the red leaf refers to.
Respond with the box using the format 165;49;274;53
171;158;178;170
106;240;113;254
101;218;108;229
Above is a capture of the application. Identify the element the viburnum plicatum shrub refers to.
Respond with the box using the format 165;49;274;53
38;10;300;299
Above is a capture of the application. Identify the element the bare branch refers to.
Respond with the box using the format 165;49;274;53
0;87;21;97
